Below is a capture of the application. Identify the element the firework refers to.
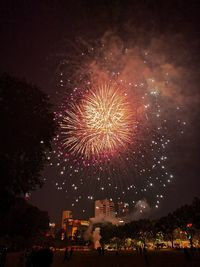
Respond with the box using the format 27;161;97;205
61;84;135;159
48;34;186;215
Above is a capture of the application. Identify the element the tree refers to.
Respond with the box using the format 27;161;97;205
172;197;200;248
156;213;179;248
0;73;56;214
127;219;153;246
94;222;117;243
0;197;49;248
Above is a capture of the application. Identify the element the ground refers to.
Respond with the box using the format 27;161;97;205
5;250;200;267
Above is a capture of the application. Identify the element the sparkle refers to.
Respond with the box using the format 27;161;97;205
48;37;186;214
60;84;134;159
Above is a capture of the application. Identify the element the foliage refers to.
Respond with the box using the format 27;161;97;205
96;198;200;247
0;73;56;214
0;197;49;248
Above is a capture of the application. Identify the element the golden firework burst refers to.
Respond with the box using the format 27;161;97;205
61;84;134;158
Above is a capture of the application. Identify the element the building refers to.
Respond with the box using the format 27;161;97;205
64;219;89;238
61;210;72;229
61;210;89;239
95;199;116;218
117;202;129;217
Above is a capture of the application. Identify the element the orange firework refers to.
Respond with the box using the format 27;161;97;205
61;84;134;158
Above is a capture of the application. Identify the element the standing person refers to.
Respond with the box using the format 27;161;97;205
63;247;69;263
97;247;101;255
19;250;25;267
143;247;149;266
101;246;105;256
26;248;37;267
25;251;32;267
0;247;7;267
69;247;74;260
183;247;191;261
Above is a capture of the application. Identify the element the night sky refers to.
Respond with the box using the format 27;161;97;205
0;0;200;224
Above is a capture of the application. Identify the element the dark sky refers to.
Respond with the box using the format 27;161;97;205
0;0;200;224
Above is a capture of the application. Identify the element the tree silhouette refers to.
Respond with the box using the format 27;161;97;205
89;198;200;249
156;213;178;248
0;197;49;248
0;73;56;215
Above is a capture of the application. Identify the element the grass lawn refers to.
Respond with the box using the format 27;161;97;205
5;250;200;267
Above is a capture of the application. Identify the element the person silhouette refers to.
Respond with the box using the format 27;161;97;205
97;247;101;255
26;249;37;267
19;250;25;267
63;247;69;263
69;247;74;259
0;248;7;267
101;246;105;256
143;247;149;266
183;247;191;261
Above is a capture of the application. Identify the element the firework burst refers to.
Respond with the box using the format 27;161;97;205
61;84;135;159
48;34;186;215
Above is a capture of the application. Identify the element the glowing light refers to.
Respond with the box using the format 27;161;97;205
61;84;134;158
